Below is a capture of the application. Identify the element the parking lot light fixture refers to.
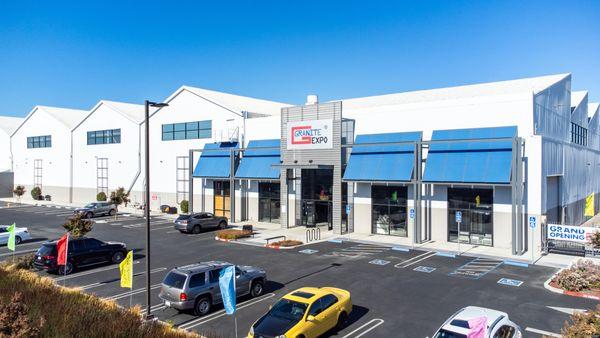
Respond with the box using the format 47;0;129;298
143;100;168;321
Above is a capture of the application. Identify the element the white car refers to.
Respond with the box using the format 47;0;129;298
0;225;31;245
432;306;522;338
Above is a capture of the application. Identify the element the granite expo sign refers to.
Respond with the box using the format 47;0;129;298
547;224;599;243
286;119;333;150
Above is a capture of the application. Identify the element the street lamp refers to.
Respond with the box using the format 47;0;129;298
144;100;168;320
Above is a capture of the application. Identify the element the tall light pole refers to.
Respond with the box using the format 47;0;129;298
144;100;168;320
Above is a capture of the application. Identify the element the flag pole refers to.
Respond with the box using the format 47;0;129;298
63;233;69;288
234;265;238;338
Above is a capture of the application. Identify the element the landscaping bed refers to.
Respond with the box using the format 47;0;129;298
549;259;600;299
215;229;253;240
0;263;205;338
266;239;303;249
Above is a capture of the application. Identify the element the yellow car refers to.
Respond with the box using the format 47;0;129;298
248;287;352;338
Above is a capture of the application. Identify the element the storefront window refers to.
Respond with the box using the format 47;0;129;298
371;185;407;237
259;182;280;223
447;188;493;246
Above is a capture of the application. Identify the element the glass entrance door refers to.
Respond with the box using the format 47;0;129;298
213;181;231;219
448;188;493;246
258;182;280;223
301;169;333;229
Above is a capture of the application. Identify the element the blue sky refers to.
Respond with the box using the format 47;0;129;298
1;1;598;117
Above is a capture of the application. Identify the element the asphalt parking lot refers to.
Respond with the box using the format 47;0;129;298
1;201;598;337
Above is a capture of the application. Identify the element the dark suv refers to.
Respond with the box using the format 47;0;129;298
74;202;117;218
174;212;228;234
34;237;128;274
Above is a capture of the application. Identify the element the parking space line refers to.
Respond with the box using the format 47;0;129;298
79;267;166;290
449;258;503;279
178;293;276;330
0;248;38;257
107;283;162;300
342;318;385;338
525;327;561;337
150;226;175;231
54;261;141;281
395;251;436;269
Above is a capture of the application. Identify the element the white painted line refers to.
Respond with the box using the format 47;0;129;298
140;303;167;312
151;226;175;231
342;318;385;338
546;306;587;315
79;267;166;290
525;327;561;337
166;230;181;233
178;293;276;330
394;251;436;269
107;283;162;300
0;248;38;257
54;261;141;281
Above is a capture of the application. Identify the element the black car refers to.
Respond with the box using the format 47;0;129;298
174;212;228;234
34;237;127;274
74;202;117;218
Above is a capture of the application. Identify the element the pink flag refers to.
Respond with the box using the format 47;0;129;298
466;316;487;338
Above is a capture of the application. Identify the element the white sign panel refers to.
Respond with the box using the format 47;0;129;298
286;119;333;150
547;224;598;243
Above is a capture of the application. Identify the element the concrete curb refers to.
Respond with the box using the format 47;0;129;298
543;270;600;301
264;243;303;250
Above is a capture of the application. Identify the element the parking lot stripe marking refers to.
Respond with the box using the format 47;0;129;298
54;261;141;281
178;293;276;330
79;267;166;290
395;251;436;269
449;258;503;279
166;230;180;233
524;327;561;337
151;226;175;231
0;248;38;257
342;318;384;338
107;283;162;300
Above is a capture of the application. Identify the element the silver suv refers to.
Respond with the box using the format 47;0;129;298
158;261;267;316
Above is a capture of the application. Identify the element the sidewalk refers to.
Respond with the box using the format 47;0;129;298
228;221;337;246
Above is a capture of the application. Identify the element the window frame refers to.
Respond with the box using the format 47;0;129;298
87;129;121;145
162;120;212;141
188;272;207;288
27;135;52;149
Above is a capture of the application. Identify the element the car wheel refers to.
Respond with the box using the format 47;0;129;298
194;297;211;316
336;312;349;330
111;251;125;263
85;212;93;219
192;225;201;234
218;221;227;229
250;280;264;298
58;262;74;275
14;236;22;245
109;209;116;216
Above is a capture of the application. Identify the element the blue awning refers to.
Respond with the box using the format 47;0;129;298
235;139;280;180
193;142;238;178
343;132;422;182
423;126;517;184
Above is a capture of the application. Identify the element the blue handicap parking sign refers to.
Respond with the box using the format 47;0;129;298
455;211;462;223
409;208;415;219
528;216;536;229
369;259;390;266
346;204;351;215
497;278;523;287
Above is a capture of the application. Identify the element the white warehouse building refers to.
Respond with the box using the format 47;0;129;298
11;106;88;203
0;116;24;172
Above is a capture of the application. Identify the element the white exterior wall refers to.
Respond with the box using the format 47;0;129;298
12;109;77;202
72;104;143;204
0;130;11;172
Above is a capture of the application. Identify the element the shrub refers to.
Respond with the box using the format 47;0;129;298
13;253;36;271
180;200;189;214
13;185;25;198
31;186;42;200
62;213;95;238
555;259;600;292
110;187;130;207
270;240;303;247
591;230;600;249
0;291;45;337
561;304;600;337
216;229;252;240
96;191;107;201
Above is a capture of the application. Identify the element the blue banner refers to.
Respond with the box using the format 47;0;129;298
219;266;236;315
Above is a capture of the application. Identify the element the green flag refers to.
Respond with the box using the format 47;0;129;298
7;223;16;251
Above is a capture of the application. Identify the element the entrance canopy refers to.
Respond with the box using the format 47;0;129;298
193;142;238;178
343;132;422;182
423;126;517;184
235;139;280;180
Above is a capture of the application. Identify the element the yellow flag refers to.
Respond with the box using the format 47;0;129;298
119;251;133;289
585;193;595;217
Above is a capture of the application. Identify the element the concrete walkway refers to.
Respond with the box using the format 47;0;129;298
229;221;337;246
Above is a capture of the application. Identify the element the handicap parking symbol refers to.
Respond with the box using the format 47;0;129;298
409;208;415;219
455;211;462;223
528;216;537;229
497;278;523;287
369;259;390;266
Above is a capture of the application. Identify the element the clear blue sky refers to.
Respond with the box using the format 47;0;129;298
1;1;599;117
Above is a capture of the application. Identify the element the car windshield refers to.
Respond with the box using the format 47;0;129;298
37;244;56;256
433;329;467;338
163;271;187;289
267;299;308;321
176;215;190;220
84;203;97;208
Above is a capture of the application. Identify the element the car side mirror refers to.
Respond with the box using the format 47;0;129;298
306;315;316;322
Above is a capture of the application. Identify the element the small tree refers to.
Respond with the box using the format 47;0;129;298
31;186;42;200
62;213;94;238
96;191;107;202
180;200;189;214
13;185;25;202
109;187;130;207
591;231;600;249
